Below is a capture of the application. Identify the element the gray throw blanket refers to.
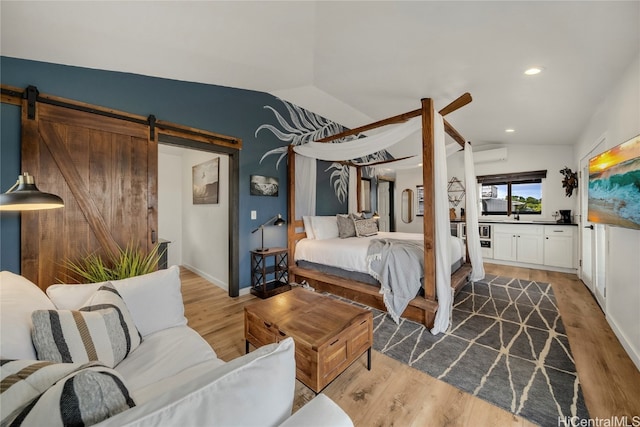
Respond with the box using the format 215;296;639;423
366;238;424;323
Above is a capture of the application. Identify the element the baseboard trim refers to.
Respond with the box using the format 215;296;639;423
182;263;228;291
606;313;640;371
484;259;577;274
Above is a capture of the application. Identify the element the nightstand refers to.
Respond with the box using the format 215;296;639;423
250;247;291;298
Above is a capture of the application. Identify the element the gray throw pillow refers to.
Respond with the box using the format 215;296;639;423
336;214;356;238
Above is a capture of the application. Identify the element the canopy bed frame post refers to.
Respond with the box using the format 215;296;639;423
287;145;297;269
356;167;363;212
420;98;437;302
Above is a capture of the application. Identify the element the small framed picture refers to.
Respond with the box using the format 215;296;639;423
250;175;279;197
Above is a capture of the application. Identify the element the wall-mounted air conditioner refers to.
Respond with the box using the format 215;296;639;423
473;147;507;164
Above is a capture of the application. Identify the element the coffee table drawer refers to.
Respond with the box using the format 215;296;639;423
349;318;372;357
245;311;277;347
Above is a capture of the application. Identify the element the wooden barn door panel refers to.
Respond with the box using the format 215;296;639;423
21;102;156;289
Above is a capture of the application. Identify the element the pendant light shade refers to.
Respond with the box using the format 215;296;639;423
0;173;64;211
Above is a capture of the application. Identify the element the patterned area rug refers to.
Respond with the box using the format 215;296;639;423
338;274;589;426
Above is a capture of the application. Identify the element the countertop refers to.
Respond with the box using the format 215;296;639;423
451;219;578;226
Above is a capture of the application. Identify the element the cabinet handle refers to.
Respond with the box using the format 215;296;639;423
264;321;272;328
330;338;340;346
546;237;549;240
553;230;563;232
278;330;286;337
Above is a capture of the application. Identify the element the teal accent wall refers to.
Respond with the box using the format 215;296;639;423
0;56;346;287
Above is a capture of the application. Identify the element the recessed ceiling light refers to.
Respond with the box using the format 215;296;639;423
505;128;515;133
524;67;543;76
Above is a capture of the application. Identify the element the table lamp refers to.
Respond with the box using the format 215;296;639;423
251;214;285;252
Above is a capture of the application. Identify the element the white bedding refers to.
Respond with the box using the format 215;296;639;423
295;232;465;275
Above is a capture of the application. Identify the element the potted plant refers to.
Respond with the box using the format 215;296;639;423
61;243;164;283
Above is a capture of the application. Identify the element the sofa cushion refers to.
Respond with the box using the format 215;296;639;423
95;338;296;427
31;283;141;367
0;271;56;360
1;359;135;427
47;266;187;337
45;281;105;310
279;394;354;427
115;326;221;394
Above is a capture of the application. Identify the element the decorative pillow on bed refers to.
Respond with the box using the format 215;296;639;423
336;214;357;238
310;216;339;240
354;218;379;237
302;216;316;239
1;359;135;427
31;283;141;367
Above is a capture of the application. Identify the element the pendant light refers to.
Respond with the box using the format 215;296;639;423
0;173;64;211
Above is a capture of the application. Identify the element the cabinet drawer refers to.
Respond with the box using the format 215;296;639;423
544;226;575;237
245;311;276;346
493;224;543;235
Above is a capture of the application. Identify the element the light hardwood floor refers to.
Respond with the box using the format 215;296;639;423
181;264;640;426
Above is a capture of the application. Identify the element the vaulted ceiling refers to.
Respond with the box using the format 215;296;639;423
2;1;638;153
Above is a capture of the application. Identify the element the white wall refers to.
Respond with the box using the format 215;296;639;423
158;145;230;290
158;149;183;267
393;143;576;232
574;55;640;369
395;167;425;233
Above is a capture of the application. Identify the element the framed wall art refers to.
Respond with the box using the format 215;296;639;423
192;157;220;204
250;175;279;197
588;135;640;230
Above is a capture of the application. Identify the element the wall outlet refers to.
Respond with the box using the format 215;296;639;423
251;210;257;220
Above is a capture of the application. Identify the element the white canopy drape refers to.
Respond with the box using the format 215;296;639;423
294;154;316;218
293;116;422;161
430;113;453;334
464;142;485;282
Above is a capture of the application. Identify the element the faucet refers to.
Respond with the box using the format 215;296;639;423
514;211;520;221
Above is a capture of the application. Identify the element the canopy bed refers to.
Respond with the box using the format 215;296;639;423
286;95;485;333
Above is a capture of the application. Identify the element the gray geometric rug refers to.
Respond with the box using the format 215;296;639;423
338;274;589;426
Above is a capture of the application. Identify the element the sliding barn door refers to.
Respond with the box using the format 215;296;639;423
21;101;157;289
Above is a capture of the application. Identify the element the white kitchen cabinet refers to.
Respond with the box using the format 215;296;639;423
492;224;544;265
543;226;575;268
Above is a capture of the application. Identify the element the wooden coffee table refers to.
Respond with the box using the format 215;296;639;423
244;287;373;393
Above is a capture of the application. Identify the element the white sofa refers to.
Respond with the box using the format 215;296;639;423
0;267;353;426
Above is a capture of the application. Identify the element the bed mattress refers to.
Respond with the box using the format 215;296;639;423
294;232;465;276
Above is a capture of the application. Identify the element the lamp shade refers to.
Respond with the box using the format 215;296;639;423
0;173;64;211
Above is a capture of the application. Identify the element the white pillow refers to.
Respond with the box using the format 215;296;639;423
47;266;186;338
46;282;105;310
310;216;339;240
302;216;315;239
0;271;56;360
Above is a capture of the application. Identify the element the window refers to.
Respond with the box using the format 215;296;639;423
477;170;546;216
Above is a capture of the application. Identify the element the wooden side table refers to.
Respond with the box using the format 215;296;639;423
250;247;291;298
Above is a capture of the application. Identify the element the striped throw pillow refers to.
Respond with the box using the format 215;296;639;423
1;359;135;427
31;283;141;367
